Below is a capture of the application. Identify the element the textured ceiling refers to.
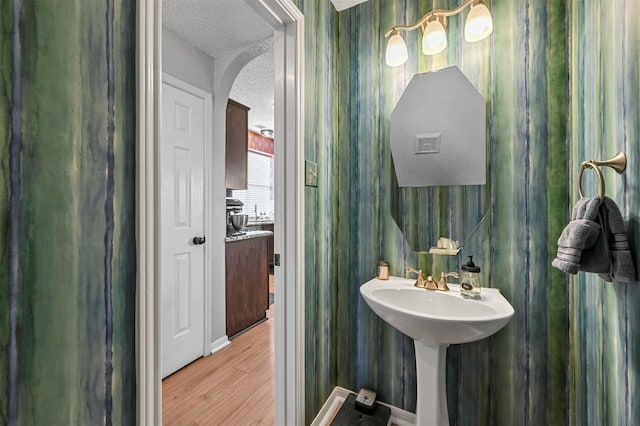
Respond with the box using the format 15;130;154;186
163;0;273;58
163;0;275;133
229;46;274;134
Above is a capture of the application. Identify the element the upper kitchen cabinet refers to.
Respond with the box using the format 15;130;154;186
225;99;250;189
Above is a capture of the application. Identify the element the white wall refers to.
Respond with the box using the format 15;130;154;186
162;28;215;92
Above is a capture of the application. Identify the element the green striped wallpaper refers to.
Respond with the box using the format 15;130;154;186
1;0;637;424
568;1;640;425
302;0;339;418
0;0;136;424
300;0;639;425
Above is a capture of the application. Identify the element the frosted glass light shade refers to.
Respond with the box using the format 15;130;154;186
386;32;408;66
422;20;447;55
464;3;493;42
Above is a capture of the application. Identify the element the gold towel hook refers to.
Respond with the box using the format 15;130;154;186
577;152;627;202
581;151;627;173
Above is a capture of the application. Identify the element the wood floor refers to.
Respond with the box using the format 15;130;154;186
162;278;275;425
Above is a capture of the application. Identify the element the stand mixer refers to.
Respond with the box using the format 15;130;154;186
226;198;248;236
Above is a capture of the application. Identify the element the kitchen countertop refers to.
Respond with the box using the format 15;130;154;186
225;230;273;242
247;220;274;226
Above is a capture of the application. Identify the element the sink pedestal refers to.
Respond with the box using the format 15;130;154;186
415;343;449;426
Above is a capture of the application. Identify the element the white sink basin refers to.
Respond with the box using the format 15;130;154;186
360;276;514;346
360;276;514;426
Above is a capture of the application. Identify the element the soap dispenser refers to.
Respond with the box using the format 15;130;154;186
460;256;482;300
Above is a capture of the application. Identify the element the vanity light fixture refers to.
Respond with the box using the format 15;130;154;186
384;0;493;67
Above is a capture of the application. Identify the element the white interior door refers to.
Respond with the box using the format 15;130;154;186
161;80;206;378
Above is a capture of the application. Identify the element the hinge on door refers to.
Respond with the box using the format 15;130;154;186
274;253;281;267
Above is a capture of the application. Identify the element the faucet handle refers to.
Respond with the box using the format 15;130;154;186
437;272;459;291
405;267;421;278
406;268;426;288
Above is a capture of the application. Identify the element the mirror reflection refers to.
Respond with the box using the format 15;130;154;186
389;66;488;252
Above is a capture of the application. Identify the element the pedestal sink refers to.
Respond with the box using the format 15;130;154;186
360;276;514;426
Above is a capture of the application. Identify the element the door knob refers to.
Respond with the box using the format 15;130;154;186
192;236;206;245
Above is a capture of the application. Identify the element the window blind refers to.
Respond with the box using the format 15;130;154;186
233;151;274;216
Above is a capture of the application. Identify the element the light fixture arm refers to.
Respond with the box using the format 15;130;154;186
384;0;475;38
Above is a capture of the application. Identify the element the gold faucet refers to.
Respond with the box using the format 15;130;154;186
406;267;426;288
407;267;439;290
437;272;459;291
407;268;459;291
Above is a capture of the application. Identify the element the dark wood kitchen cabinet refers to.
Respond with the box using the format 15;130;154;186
225;236;269;338
247;222;274;268
225;98;250;190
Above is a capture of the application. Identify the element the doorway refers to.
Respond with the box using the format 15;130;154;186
136;1;305;424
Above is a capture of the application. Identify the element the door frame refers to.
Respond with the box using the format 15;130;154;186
136;0;305;424
160;73;213;375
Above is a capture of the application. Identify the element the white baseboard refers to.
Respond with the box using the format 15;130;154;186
311;386;416;426
209;336;230;355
